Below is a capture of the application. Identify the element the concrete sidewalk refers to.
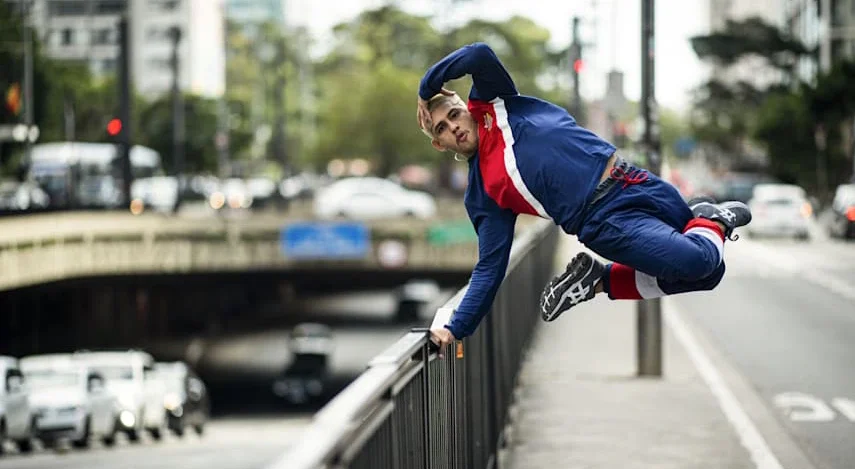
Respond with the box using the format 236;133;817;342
502;237;755;469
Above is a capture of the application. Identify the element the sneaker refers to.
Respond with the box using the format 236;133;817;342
686;195;716;210
539;252;605;322
690;200;752;240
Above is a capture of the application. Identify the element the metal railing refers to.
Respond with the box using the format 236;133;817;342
269;219;558;469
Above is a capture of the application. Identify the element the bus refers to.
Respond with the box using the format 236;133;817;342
26;142;162;209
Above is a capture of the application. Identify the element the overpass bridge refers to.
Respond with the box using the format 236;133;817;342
0;206;495;356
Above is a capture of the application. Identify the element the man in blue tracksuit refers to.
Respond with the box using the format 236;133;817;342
417;43;751;352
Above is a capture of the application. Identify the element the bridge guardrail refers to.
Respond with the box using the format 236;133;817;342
269;218;558;469
0;216;479;291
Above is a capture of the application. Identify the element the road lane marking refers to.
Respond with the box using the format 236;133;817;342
665;303;784;469
773;393;835;422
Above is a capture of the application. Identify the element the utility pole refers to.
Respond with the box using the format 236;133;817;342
271;39;288;175
21;0;34;161
569;17;584;124
117;16;133;209
170;26;185;211
638;0;662;377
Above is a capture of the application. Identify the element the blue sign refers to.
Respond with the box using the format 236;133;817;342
281;222;370;260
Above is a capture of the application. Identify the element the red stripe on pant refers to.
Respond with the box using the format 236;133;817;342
609;263;642;300
683;218;725;240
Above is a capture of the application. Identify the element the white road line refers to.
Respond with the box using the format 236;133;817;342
665;302;784;469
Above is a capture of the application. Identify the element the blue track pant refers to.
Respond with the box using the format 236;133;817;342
577;167;726;299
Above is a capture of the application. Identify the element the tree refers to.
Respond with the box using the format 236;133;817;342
688;17;810;167
308;7;567;180
138;95;222;174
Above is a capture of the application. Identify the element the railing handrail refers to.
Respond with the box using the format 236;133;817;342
268;218;554;469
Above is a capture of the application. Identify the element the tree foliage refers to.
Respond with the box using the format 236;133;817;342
4;5;572;179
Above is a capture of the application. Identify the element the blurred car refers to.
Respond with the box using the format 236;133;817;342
272;323;333;405
746;184;812;240
131;176;179;214
396;279;441;322
21;354;120;448
314;177;437;220
76;175;123;209
0;356;35;454
246;177;281;209
0;180;50;211
713;172;779;203
828;184;855;239
208;178;253;210
72;351;167;441
154;362;209;437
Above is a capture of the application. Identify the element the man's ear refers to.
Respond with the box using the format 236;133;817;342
430;139;446;152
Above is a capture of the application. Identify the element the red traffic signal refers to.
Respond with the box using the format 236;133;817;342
106;118;122;136
573;59;584;74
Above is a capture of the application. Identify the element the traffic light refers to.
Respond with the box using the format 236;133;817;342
573;59;584;74
5;83;21;116
106;118;122;137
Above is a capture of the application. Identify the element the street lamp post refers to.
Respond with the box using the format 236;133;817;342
638;0;662;377
170;26;185;211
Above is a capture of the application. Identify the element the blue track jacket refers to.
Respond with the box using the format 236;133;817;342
419;43;616;339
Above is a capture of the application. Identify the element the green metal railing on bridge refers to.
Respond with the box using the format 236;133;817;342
268;219;558;469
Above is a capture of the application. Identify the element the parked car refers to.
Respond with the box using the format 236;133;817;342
0;356;35;454
272;323;333;405
21;354;120;448
396;279;441;322
131;176;179;214
0;180;50;211
828;184;855;239
72;351;167;441
746;184;812;239
713;172;779;203
314;177;437;220
154;362;209;437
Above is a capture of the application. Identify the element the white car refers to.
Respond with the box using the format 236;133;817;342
21;355;120;448
314;177;437;220
0;356;35;454
72;351;167;441
131;176;179;214
746;184;812;239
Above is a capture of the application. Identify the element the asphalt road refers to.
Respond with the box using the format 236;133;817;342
0;289;450;468
0;416;311;469
671;225;855;469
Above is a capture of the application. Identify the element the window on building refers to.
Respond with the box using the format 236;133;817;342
92;28;114;45
101;58;117;73
150;0;180;11
95;0;127;15
61;28;74;46
50;1;87;16
148;57;172;71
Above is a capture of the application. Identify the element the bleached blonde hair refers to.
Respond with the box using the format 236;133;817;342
419;93;466;139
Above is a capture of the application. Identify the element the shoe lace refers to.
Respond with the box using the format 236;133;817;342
610;166;649;188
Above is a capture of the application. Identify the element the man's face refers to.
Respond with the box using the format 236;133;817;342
429;102;478;156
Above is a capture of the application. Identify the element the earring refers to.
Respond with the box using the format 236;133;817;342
453;153;467;162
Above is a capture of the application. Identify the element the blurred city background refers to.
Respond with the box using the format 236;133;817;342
0;0;854;468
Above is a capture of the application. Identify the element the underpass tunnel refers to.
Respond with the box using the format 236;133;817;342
0;268;469;416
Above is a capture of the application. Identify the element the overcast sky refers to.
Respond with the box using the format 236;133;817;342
285;0;711;111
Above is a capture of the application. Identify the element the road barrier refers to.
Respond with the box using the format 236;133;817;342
270;219;558;469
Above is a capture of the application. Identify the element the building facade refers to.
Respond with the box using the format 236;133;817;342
707;0;789;88
785;0;855;81
13;0;225;98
